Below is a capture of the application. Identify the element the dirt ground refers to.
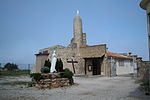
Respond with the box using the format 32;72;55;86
0;76;150;100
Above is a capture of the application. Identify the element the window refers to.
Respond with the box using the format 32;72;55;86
130;60;133;66
88;65;92;71
119;60;124;66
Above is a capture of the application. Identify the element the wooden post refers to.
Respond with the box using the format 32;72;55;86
71;59;75;74
67;59;78;74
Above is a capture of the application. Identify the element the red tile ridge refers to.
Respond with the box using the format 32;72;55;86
106;52;132;59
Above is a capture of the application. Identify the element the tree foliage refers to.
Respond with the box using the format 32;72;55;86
41;67;50;73
44;59;51;68
4;63;19;70
30;73;44;82
61;68;73;79
55;58;63;72
40;59;51;73
61;68;74;85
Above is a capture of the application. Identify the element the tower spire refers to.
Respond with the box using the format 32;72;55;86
77;10;80;16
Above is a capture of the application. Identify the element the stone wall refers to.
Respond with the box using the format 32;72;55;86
33;78;70;89
137;60;150;80
79;44;106;58
37;45;85;75
82;33;87;45
100;58;105;75
35;54;48;73
104;59;111;77
34;44;107;75
32;73;72;89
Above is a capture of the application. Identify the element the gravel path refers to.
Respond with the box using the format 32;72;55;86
0;76;150;100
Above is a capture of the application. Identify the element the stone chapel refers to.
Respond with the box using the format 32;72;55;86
32;11;137;76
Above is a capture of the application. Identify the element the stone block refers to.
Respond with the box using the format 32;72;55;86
33;77;71;89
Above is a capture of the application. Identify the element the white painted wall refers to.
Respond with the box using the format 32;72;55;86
115;59;135;75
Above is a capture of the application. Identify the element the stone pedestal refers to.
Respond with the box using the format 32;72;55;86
32;73;71;89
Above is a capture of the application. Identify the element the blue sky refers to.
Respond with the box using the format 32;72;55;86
0;0;148;64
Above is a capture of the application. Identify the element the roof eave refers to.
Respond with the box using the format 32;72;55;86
35;53;49;56
107;56;132;60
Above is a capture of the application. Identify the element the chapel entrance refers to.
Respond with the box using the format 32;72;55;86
84;57;104;75
92;58;101;75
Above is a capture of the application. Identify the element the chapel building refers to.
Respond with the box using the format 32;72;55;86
32;11;137;76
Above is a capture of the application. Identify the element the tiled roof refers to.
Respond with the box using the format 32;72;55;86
35;51;49;56
106;52;132;59
80;44;106;48
35;53;49;56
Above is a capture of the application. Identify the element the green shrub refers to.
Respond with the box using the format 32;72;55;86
61;68;74;85
44;59;51;68
140;80;149;92
41;67;50;73
56;58;63;72
30;73;44;82
4;63;19;70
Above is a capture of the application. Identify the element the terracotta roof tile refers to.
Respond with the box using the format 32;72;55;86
80;44;106;48
106;52;132;59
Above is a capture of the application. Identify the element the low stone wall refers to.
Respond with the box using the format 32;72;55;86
33;78;70;89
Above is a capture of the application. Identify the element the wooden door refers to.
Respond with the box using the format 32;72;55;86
92;58;101;75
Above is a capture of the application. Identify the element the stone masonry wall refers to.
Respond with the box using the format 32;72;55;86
79;44;106;58
35;55;48;73
39;45;85;75
33;78;70;89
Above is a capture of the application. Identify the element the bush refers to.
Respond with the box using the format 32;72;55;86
30;73;44;82
44;59;51;68
4;63;19;70
61;68;73;79
140;80;150;93
61;68;74;85
56;58;63;72
41;67;50;73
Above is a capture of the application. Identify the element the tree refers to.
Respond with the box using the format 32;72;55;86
41;59;51;73
55;58;63;72
44;59;51;68
4;63;19;70
61;68;74;85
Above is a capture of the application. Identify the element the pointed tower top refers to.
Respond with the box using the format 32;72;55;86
77;10;80;16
